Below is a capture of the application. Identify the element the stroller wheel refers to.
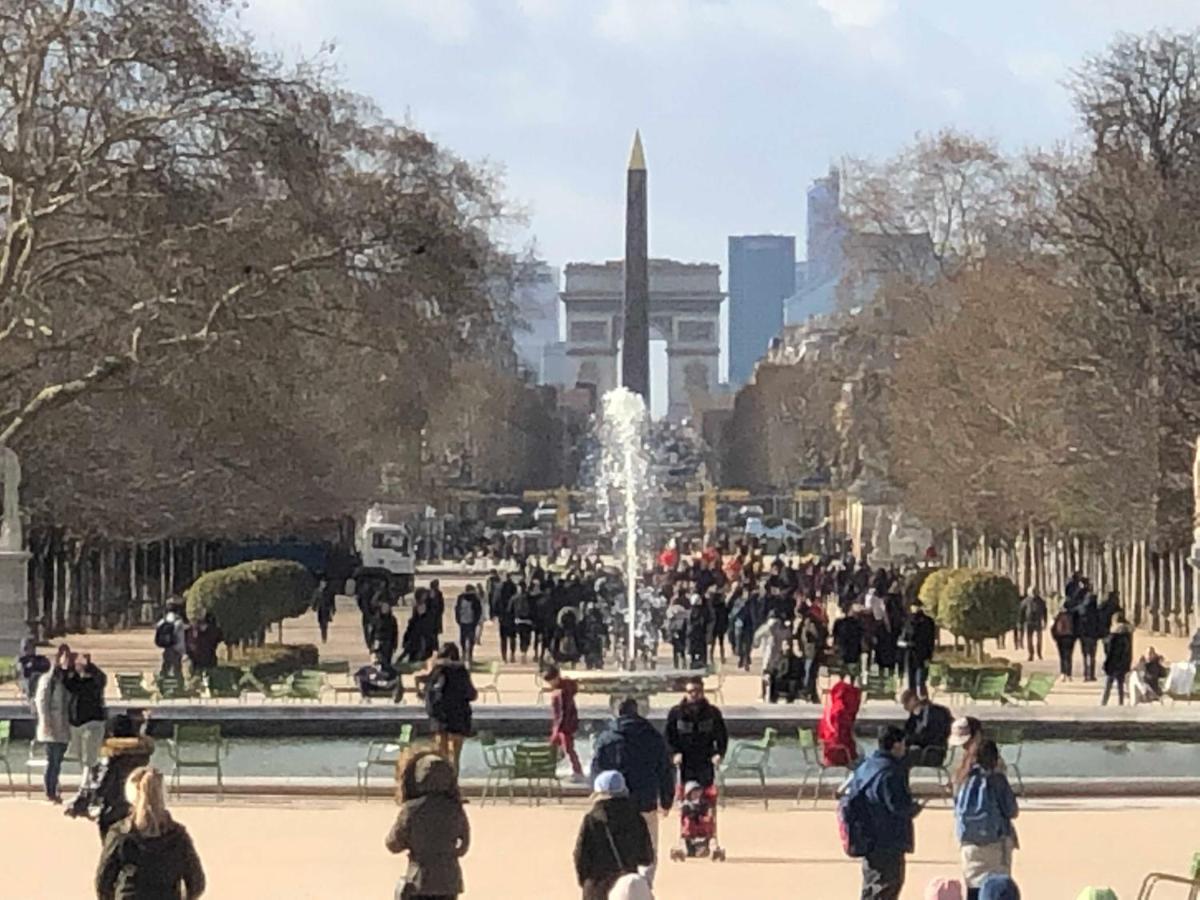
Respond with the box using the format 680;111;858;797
712;848;726;862
669;848;686;862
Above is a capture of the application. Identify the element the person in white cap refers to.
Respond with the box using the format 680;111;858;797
573;770;654;900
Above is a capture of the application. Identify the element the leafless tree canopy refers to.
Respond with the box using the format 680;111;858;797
0;0;540;539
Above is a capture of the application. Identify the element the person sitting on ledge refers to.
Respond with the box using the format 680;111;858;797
355;650;404;703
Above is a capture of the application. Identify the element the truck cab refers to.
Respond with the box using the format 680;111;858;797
357;520;416;598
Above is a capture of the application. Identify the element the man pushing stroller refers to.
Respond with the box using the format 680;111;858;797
665;676;729;860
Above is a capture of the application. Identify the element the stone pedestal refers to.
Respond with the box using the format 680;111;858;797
0;549;30;658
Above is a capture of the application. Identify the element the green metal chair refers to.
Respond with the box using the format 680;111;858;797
511;742;562;806
0;721;13;795
795;727;856;807
155;674;202;703
478;730;518;805
718;726;776;809
356;724;414;801
116;673;156;702
314;660;351;676
968;672;1010;705
943;666;977;704
991;726;1025;795
280;670;326;702
926;661;948;696
204;667;245;702
1006;671;1055;705
474;661;502;704
166;724;226;798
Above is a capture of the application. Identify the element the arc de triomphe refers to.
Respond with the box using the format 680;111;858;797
561;259;723;420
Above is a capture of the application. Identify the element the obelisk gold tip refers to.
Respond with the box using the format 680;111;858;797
628;130;646;171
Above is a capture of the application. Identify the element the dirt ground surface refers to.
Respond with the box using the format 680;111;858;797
10;570;1197;711
0;795;1194;898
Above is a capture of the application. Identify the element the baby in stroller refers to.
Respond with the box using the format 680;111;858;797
671;780;724;861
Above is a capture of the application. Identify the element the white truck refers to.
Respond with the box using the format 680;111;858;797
355;504;416;598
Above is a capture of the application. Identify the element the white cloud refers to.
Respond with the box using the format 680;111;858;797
816;0;897;29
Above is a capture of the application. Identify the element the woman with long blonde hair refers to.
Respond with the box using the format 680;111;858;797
95;766;206;899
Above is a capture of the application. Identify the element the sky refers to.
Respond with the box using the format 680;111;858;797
240;0;1200;275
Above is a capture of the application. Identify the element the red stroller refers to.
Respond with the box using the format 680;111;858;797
668;769;726;862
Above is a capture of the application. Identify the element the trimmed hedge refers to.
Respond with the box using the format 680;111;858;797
941;569;1020;649
185;559;317;645
228;644;319;682
917;567;957;621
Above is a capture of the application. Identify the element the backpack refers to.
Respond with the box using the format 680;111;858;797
1051;610;1074;638
837;770;881;858
154;619;176;649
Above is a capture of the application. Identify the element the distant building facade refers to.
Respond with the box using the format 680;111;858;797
727;235;796;387
560;259;723;421
509;262;560;384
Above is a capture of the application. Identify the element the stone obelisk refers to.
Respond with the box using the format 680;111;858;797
622;131;650;400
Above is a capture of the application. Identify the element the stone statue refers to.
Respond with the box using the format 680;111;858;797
0;446;22;551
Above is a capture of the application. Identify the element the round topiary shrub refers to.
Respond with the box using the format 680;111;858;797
917;567;957;622
186;559;317;646
940;569;1020;657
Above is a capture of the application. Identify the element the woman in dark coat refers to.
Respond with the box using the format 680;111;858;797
67;714;155;839
709;591;730;664
424;643;477;773
1078;593;1104;682
573;770;654;900
387;750;470;899
1102;615;1134;706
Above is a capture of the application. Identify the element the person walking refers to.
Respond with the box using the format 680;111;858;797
1101;613;1134;706
590;697;675;886
709;590;729;665
1077;593;1104;682
899;600;937;699
833;606;866;682
796;606;828;703
95;766;206;900
685;594;711;670
1050;604;1077;682
153;607;187;679
574;770;655;900
544;665;584;780
66;713;155;840
315;580;336;644
454;586;482;664
954;739;1019;900
664;677;728;805
34;644;72;803
1018;591;1047;662
846;726;922;900
386;751;470;900
753;610;789;701
64;652;108;771
424;643;477;773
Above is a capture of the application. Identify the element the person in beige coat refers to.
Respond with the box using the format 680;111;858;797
34;644;73;802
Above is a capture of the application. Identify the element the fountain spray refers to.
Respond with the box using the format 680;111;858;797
597;387;651;670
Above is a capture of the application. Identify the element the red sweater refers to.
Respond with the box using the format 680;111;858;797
551;679;579;735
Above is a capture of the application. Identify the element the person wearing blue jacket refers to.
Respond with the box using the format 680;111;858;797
850;725;922;899
590;697;675;887
954;739;1019;900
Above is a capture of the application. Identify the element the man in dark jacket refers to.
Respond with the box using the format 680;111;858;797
1102;615;1134;706
849;726;921;900
454;587;483;663
1019;590;1048;662
573;770;654;900
664;677;729;789
833;608;865;678
425;643;477;772
369;602;399;666
1078;593;1104;682
17;636;50;702
900;689;952;766
899;600;937;699
590;697;674;886
685;596;711;669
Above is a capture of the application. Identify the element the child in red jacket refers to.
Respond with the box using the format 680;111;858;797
543;665;583;778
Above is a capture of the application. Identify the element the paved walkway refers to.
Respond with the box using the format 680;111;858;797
0;795;1189;898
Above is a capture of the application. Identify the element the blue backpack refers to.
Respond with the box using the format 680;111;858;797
837;771;880;858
